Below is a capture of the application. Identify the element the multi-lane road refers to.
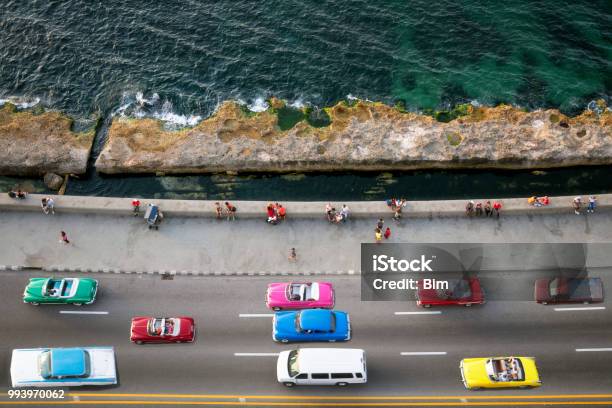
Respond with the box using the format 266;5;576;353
1;269;611;407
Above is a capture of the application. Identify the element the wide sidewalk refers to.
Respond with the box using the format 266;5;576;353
1;207;611;274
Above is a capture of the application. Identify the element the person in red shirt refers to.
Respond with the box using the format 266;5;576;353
384;227;391;239
276;203;286;220
132;199;141;216
493;201;502;219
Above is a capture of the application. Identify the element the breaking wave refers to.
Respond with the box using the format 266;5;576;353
113;91;201;127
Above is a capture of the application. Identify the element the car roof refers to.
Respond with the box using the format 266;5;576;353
297;348;364;373
300;310;332;331
50;348;87;377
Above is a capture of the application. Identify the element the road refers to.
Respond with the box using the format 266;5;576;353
1;270;611;407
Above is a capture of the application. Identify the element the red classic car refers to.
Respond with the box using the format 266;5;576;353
130;317;195;344
535;277;604;304
417;278;485;307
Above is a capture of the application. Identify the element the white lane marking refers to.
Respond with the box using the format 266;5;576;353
400;352;447;356
576;348;612;352
394;311;442;315
59;311;109;315
239;313;274;317
554;306;606;311
234;352;279;357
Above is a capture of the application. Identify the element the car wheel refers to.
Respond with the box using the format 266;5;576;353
328;339;336;342
283;382;295;387
281;339;289;343
470;387;480;391
336;382;348;387
175;341;183;344
583;301;590;304
135;340;143;345
423;304;432;308
519;385;531;389
30;302;39;306
464;303;472;307
72;303;83;306
273;307;281;311
541;301;547;305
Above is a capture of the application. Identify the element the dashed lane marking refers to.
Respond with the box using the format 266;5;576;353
576;348;612;352
59;311;109;315
554;306;606;311
394;311;442;315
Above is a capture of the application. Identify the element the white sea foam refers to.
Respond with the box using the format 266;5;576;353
0;97;41;109
289;99;306;109
346;94;358;101
113;91;201;127
247;97;269;112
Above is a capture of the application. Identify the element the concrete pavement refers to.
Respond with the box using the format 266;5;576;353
0;207;611;275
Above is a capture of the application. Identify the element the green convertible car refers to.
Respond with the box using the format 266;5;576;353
23;277;98;306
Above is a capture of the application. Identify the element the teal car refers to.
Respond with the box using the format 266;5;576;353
23;278;98;305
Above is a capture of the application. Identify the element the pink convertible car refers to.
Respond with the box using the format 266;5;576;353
266;282;335;311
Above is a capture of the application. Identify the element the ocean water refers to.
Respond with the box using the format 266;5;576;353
0;0;610;199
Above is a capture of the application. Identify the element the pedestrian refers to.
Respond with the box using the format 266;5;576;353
384;227;391;239
277;204;286;221
573;196;582;215
377;218;384;230
465;201;474;217
132;199;141;216
214;202;223;219
59;231;70;244
225;201;237;221
375;228;382;244
475;202;483;216
41;197;49;214
587;196;597;213
46;197;55;214
288;247;297;262
493;201;502;219
340;205;350;221
484;201;492;217
266;203;278;224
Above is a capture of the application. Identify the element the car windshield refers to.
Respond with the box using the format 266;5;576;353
549;279;561;296
38;351;51;378
486;358;525;382
288;350;299;377
436;279;471;300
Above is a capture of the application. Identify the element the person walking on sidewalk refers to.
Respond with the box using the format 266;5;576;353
573;196;582;215
132;199;141;216
493;201;502;219
377;218;384;230
59;231;70;244
384;227;391;240
288;248;297;262
484;201;492;217
225;201;237;221
587;196;597;213
375;228;383;244
214;202;223;219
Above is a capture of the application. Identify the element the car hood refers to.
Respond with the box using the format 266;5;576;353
274;312;297;336
461;358;489;386
131;317;150;338
11;349;43;386
267;283;288;303
24;278;47;298
534;279;551;301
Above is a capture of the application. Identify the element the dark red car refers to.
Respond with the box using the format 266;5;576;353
535;277;604;304
130;317;195;344
417;278;485;307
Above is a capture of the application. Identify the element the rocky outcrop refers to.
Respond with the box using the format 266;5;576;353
95;99;611;174
0;104;95;176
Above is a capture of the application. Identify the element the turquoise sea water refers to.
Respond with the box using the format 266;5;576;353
0;0;610;199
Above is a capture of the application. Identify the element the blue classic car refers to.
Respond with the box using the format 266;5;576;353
273;309;351;343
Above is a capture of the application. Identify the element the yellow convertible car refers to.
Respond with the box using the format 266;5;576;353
460;357;541;389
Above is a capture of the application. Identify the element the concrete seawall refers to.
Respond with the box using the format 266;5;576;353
1;193;610;219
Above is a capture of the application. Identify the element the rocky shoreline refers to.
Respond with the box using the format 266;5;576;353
0;103;95;180
1;99;611;181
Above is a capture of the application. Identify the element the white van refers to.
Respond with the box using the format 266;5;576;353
277;348;367;387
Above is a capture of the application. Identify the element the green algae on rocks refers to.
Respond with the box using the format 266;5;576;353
95;98;611;175
0;103;95;176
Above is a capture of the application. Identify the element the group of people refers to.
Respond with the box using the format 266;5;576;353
573;196;597;215
325;204;350;224
7;189;27;199
214;201;238;221
528;196;550;206
386;197;407;221
374;218;391;243
266;202;286;224
41;197;56;215
465;200;502;219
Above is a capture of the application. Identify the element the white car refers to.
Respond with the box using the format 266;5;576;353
11;347;117;387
